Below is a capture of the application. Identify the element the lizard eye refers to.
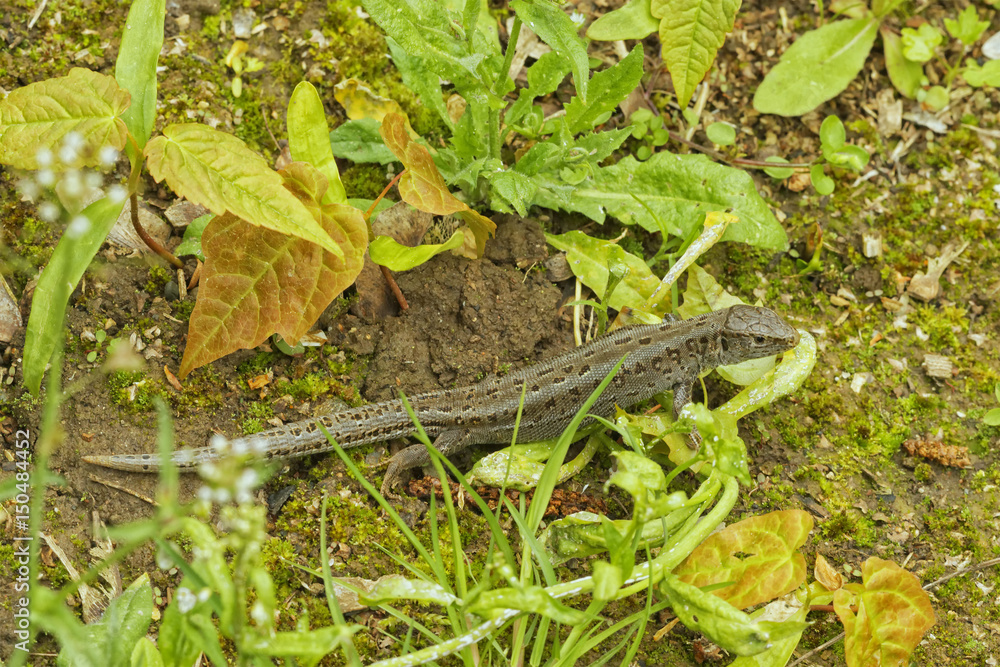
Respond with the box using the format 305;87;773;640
754;336;766;344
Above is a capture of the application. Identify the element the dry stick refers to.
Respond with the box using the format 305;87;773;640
131;193;184;268
367;171;409;311
788;557;1000;667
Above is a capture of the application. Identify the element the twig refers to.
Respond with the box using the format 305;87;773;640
131;193;184;268
187;260;202;291
87;474;159;506
379;264;409;311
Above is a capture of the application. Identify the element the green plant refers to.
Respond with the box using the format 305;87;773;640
754;2;997;116
984;383;1000;426
84;329;107;363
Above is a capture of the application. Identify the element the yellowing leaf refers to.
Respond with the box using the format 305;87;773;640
334;78;408;124
178;162;367;378
834;557;936;667
0;68;130;169
369;230;464;271
652;0;740;108
674;510;813;610
379;113;495;256
145;123;343;260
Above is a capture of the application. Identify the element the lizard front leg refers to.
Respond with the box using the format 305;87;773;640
380;430;475;497
672;382;702;450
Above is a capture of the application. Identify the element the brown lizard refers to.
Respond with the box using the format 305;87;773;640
83;305;799;493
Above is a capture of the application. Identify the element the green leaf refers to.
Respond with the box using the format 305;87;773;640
564;45;644;134
653;0;741;108
706;121;736;145
329;118;397;164
753;17;879;117
659;573;810;656
56;575;154;667
23;195;126;394
545;230;660;312
511;0;589;102
361;576;460;606
819;115;845;151
115;0;164;162
178;163;367;378
288;82;347;204
131;638;165;667
945;5;989;46
763;156;794;179
881;27;923;98
145;123;343;260
0;68;130;169
901;23;943;63
174;213;213;261
984;408;1000;426
586;0;659;40
810;163;834;195
386;36;452;129
369;230;465;271
533;152;788;250
826;144;870;171
488;168;537;216
962;58;1000;88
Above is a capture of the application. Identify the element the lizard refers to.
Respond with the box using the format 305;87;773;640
83;304;800;494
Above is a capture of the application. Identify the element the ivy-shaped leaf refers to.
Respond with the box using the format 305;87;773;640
379;113;496;256
834;557;936;667
145;123;344;260
652;0;741;108
673;510;813;610
0;68;130;169
178;162;367;378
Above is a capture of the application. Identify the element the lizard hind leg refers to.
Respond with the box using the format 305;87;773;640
380;430;475;498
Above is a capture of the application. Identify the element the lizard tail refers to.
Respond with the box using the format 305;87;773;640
82;447;217;472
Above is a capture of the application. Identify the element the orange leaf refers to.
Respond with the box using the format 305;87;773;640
178;162;367;378
833;557;936;667
379;113;495;256
674;509;813;610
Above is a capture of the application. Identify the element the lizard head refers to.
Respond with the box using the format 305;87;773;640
718;305;800;366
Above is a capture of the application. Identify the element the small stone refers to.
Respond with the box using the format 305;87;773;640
232;7;256;39
922;354;952;378
164;281;180;301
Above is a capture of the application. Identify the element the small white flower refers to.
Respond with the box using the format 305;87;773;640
36;169;55;187
213;487;232;504
38;202;60;222
107;184;128;203
35;148;53;168
197;486;214;503
85;171;103;189
248;436;268;455
156;546;174;569
176;587;197;613
59;144;78;166
570;11;585;26
99;145;119;168
250;601;269;625
62;131;85;153
66;215;91;238
231;438;249;456
197;588;211;602
236;468;260;494
210;434;230;453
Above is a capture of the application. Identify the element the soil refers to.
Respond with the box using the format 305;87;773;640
1;0;1000;664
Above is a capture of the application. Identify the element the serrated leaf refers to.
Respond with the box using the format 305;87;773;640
587;0;659;40
489;168;536;216
674;510;813;609
945;5;989;46
545;230;660;313
753;18;879;117
24;195;126;394
369;230;465;271
532;151;788;250
329;118;397;164
387;36;451;129
564;45;644;134
511;0;589;102
833;557;935;667
288;82;347;204
379;113;495;255
0;68;130;169
178;162;367;377
653;0;741;108
145;123;343;260
115;0;164;162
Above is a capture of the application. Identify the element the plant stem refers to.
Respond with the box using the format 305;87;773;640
131;193;184;268
379;264;409;311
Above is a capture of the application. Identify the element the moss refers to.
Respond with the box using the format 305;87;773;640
144;265;173;295
341;163;387;200
911;304;967;351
